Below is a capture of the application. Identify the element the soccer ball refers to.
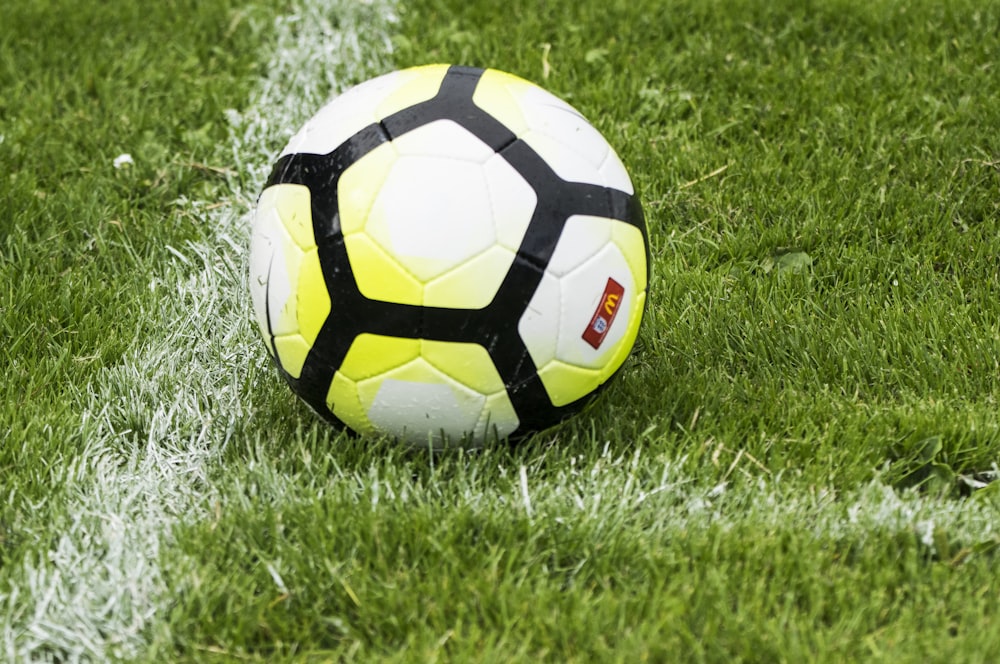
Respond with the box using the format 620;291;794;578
249;65;648;447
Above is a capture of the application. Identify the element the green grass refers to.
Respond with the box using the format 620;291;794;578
0;0;280;533
155;440;1000;662
3;0;1000;661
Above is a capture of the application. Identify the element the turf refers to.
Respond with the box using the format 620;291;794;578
0;0;282;654
3;0;1000;661
0;0;278;514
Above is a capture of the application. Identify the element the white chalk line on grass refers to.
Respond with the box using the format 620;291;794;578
0;1;397;661
525;448;1000;552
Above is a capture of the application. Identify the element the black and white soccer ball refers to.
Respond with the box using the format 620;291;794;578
249;65;648;447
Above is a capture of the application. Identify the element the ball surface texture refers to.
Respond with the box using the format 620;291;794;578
249;65;648;447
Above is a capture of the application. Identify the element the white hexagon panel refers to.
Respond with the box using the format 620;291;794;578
518;215;647;407
337;119;537;308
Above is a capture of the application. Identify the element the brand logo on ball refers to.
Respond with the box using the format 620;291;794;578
582;278;625;349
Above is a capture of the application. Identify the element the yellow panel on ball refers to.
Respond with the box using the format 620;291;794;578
481;392;521;442
342;233;423;305
273;334;313;380
326;333;421;436
606;222;648;381
423;245;515;310
295;250;327;331
605;288;646;385
337;333;422;382
258;184;331;379
269;183;316;250
471;69;530;136
326;333;520;446
537;361;602;408
612;222;649;294
419;338;506;396
326;372;373;436
374;64;450;119
338;142;396;238
339;139;434;306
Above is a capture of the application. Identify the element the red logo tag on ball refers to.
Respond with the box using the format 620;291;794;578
582;278;625;349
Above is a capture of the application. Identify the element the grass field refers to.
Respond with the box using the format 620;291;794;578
2;0;1000;661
